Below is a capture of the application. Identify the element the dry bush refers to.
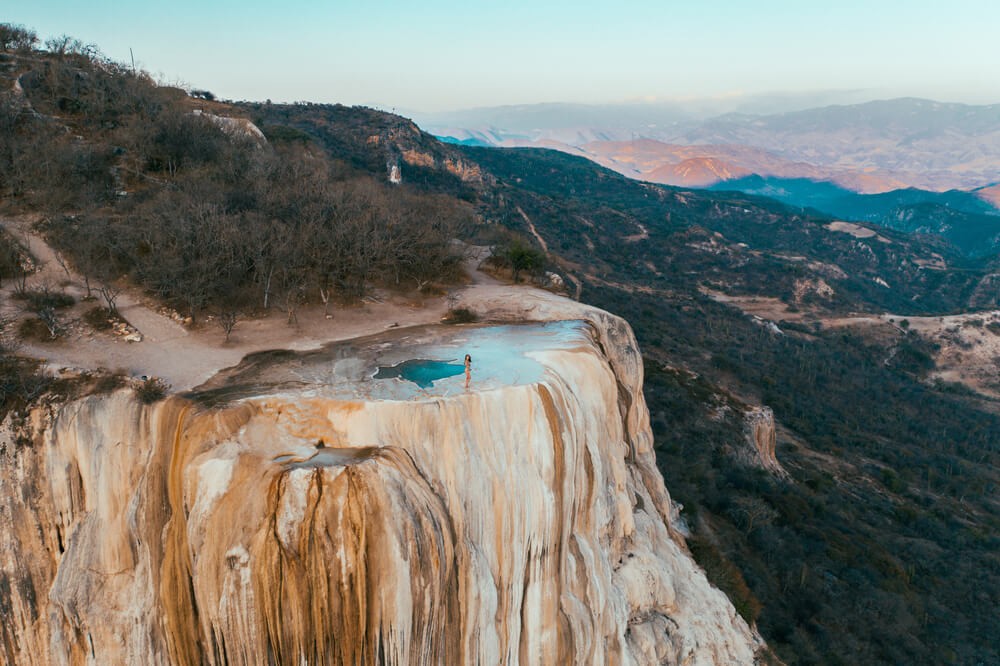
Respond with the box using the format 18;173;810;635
17;316;59;342
442;307;478;324
135;376;169;403
83;306;116;331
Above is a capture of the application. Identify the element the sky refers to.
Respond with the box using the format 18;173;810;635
9;0;1000;112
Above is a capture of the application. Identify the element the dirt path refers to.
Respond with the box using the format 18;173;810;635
517;206;550;255
3;219;512;391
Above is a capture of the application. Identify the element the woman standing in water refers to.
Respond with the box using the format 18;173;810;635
464;354;472;389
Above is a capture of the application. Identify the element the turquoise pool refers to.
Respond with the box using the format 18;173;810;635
374;359;465;388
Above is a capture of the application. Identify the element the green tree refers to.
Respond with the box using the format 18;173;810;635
501;239;545;283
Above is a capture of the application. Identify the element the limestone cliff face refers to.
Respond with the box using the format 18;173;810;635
740;407;787;478
0;313;762;664
400;149;483;183
190;109;267;142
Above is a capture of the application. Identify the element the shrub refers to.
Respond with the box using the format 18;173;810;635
688;535;762;624
0;230;27;281
0;354;49;418
135;377;169;403
83;306;114;331
17;289;75;311
92;372;126;394
881;468;907;493
502;239;546;283
261;124;313;144
18;316;58;341
442;307;478;324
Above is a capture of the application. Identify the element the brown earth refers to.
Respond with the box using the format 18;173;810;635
1;218;569;392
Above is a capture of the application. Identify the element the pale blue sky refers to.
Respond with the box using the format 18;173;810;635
9;1;1000;111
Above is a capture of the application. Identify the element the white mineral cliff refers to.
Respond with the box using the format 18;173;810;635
0;307;764;664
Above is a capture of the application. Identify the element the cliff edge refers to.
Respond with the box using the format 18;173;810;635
0;293;763;664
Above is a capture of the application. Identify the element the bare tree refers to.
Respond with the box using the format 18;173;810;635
0;23;38;51
44;35;96;59
281;283;304;326
730;496;778;536
217;310;238;342
37;307;62;339
99;283;122;315
12;262;29;296
51;248;74;282
318;286;333;318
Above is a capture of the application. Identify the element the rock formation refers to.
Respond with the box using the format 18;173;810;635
0;309;764;664
190;109;266;142
740;406;787;478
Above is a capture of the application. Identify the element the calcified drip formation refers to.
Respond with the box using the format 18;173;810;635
0;316;760;665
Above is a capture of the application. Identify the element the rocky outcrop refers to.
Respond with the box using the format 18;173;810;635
739;406;786;478
190;109;266;142
401;149;482;183
0;310;764;664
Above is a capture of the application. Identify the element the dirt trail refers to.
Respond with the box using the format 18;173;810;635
517;206;550;254
2;219;518;391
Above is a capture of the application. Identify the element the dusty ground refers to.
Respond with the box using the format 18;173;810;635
1;218;575;392
8;215;997;400
825;221;891;243
702;287;1000;399
891;311;1000;398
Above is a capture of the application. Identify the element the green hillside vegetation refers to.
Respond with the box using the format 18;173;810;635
2;27;1000;665
466;146;997;314
1;38;469;322
458;145;1000;665
709;175;1000;257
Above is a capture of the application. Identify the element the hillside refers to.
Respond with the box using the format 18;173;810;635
200;101;1000;662
0;46;472;324
977;183;1000;207
709;176;1000;257
454;146;1000;665
2;35;1000;665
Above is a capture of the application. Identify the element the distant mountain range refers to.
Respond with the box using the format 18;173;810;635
410;89;892;139
568;139;911;193
422;97;1000;255
419;97;1000;193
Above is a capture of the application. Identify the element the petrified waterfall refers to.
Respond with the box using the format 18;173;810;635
0;314;761;664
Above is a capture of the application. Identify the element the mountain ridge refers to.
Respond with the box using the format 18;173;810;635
424;97;1000;192
708;175;1000;257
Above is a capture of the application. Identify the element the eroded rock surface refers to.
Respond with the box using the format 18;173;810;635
740;406;787;478
1;314;763;664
